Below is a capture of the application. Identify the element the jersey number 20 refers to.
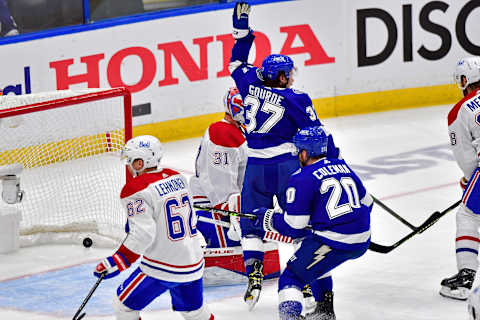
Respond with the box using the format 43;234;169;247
321;177;361;219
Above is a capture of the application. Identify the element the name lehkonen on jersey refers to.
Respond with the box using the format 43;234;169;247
313;164;351;180
154;177;186;196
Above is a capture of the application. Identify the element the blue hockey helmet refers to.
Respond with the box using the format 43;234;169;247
261;54;294;81
293;126;328;157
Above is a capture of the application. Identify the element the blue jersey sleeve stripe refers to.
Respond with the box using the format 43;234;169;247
313;229;371;245
284;213;309;229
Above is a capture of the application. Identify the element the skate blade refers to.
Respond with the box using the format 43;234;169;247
245;289;260;311
439;286;470;300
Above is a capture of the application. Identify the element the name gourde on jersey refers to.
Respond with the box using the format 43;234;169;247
49;25;335;93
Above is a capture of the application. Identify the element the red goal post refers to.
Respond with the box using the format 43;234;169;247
0;88;132;247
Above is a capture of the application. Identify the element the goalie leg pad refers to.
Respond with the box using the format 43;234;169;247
456;207;480;271
113;296;140;320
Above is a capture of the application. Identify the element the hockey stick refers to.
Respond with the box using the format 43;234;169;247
193;205;257;220
197;215;231;228
72;272;106;320
197;212;294;244
372;195;417;231
368;200;461;254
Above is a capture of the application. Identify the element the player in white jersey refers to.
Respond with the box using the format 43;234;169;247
440;57;480;301
190;87;281;283
93;135;214;320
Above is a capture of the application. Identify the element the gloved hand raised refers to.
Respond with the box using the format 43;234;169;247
232;2;251;39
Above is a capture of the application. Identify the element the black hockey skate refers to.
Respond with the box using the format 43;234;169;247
302;284;316;314
244;260;264;310
305;291;335;320
440;268;476;300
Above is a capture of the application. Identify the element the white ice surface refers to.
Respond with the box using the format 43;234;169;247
0;105;472;320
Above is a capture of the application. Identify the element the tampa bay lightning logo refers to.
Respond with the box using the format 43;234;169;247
139;141;150;148
476;112;480;126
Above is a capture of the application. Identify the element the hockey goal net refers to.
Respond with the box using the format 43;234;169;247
0;88;132;247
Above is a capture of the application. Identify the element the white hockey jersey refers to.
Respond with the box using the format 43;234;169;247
448;88;480;180
190;119;247;206
120;168;204;283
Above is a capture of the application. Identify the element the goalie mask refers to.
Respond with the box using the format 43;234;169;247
454;57;480;90
224;87;245;123
121;135;163;175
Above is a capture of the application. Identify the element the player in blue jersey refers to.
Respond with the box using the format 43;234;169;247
254;126;373;320
229;2;340;309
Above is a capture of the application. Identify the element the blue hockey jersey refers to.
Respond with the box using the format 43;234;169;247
283;158;373;250
229;32;337;163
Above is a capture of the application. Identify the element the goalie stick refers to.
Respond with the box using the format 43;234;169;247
368;200;461;254
193;205;257;220
72;272;106;320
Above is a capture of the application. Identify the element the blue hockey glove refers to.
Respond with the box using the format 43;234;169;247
253;207;276;232
233;2;251;39
94;245;139;279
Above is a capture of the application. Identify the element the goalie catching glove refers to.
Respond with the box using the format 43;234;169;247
232;2;251;39
94;244;140;279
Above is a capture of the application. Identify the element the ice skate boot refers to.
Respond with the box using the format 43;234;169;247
302;284;316;313
305;291;335;320
244;260;264;310
440;268;476;300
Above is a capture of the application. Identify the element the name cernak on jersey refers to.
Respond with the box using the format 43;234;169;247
312;163;351;180
154;177;186;196
248;85;284;105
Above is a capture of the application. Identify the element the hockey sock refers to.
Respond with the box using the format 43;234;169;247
310;276;333;301
244;250;264;275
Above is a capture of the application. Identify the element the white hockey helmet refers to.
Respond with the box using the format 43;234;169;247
468;286;480;320
454;57;480;90
121;135;163;175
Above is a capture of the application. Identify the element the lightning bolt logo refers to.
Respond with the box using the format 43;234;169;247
306;245;332;270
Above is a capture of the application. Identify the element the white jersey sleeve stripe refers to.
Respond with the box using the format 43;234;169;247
141;261;205;275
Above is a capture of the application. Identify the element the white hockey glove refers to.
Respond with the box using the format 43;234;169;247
232;2;251;39
1;175;24;204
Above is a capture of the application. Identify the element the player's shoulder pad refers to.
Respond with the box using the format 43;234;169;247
288;167;311;187
291;88;307;95
286;88;312;105
208;121;246;148
121;168;180;198
448;88;480;125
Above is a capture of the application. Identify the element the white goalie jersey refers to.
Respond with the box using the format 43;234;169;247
448;88;480;180
120;168;204;283
190;119;247;206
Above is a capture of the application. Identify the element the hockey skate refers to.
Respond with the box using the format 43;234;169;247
305;291;335;320
302;284;316;314
244;260;264;310
439;268;476;300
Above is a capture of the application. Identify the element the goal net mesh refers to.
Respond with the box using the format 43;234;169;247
0;88;132;247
